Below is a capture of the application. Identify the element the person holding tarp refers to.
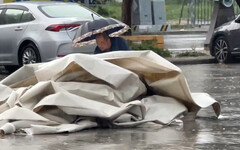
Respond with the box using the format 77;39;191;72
94;31;129;54
72;17;130;54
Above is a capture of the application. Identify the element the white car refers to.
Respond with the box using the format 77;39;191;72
0;1;100;72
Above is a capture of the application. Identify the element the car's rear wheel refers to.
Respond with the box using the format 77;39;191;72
4;43;41;73
213;36;232;63
19;43;41;66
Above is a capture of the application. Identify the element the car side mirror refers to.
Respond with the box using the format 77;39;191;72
235;15;240;23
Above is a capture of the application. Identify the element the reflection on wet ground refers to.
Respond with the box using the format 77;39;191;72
1;63;240;150
179;63;240;149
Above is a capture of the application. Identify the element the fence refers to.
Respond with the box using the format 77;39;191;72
178;0;240;27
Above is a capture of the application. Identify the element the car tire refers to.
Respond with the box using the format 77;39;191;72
19;43;41;66
213;36;232;63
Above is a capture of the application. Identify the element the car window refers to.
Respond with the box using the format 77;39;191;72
4;9;24;24
21;11;34;23
39;5;100;20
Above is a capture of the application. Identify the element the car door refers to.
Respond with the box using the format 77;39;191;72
0;8;3;24
231;20;240;52
0;6;29;65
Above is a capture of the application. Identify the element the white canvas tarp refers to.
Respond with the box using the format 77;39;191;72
0;51;220;135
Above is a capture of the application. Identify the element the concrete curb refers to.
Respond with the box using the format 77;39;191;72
166;56;216;65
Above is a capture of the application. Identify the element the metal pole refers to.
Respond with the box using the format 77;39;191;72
200;0;202;25
189;0;195;27
187;2;189;26
197;0;200;25
207;0;209;24
85;0;89;7
204;0;206;25
194;0;196;25
235;0;240;15
179;0;186;24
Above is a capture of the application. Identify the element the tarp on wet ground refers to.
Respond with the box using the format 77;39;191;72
0;51;221;135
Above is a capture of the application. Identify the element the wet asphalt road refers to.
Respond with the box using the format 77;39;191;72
1;63;240;150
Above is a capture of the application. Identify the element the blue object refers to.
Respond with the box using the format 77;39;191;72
94;37;130;54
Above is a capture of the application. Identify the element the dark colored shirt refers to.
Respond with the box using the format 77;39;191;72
94;37;130;54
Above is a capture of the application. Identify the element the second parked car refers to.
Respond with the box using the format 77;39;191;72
210;15;240;63
0;1;101;72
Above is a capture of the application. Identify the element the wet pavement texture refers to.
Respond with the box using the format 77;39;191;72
1;63;240;150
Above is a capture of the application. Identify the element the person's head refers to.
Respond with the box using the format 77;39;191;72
96;32;111;51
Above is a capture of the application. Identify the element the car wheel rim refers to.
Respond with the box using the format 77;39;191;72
22;48;37;64
214;39;228;63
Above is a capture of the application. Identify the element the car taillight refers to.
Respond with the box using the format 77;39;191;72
57;55;65;57
45;24;81;32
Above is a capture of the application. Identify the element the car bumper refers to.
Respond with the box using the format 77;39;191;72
37;32;96;62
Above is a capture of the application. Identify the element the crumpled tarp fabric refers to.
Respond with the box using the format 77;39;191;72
0;51;220;135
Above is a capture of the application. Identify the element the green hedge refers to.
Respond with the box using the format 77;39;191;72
176;51;207;57
129;41;172;58
90;1;122;20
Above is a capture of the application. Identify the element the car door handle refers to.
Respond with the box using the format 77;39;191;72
15;27;23;31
